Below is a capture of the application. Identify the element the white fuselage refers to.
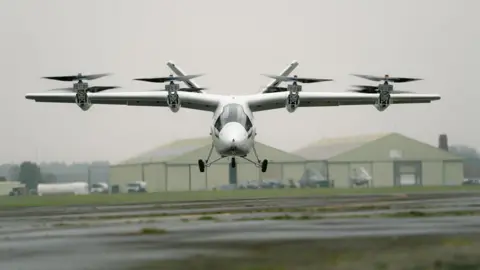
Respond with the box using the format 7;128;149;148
210;97;256;158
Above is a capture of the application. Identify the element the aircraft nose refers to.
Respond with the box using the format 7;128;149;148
219;122;247;145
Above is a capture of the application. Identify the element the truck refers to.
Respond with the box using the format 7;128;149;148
37;182;89;196
90;182;109;193
126;181;147;193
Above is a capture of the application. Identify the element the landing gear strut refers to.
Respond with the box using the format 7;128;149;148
238;144;268;173
198;143;224;173
197;144;268;173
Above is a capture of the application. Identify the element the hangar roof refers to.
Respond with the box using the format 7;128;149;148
294;133;389;160
116;137;305;166
118;137;211;165
294;132;462;161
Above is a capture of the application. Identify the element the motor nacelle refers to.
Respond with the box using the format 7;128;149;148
285;83;301;113
75;89;92;111
374;84;392;111
166;83;181;113
74;82;92;111
286;92;300;113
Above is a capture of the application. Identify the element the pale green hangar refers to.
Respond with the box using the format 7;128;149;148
109;137;306;193
0;181;25;196
293;133;464;188
109;133;464;192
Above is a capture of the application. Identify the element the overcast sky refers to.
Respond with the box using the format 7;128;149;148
0;0;478;164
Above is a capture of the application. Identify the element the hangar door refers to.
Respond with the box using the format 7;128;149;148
394;161;422;186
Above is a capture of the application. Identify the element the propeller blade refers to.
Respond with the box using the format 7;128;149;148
147;87;208;92
348;89;378;94
47;87;75;92
348;89;413;94
262;74;333;83
264;86;289;93
87;86;120;92
348;85;413;93
134;74;204;83
390;90;413;93
178;87;207;92
82;73;112;80
351;74;422;83
42;73;111;82
47;86;119;93
352;85;378;90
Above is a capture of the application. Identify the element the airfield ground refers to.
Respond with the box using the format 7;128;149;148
1;186;480;270
1;185;479;209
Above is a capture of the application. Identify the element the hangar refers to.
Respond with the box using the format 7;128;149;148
109;137;306;192
293;133;464;188
0;181;25;196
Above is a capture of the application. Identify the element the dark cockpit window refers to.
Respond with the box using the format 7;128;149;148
214;104;253;132
245;116;253;131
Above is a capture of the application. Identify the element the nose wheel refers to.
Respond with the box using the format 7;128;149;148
261;159;268;173
198;159;205;173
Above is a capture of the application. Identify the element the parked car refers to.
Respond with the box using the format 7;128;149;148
126;181;147;193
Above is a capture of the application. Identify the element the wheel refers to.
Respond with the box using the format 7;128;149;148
261;159;268;173
231;158;236;168
198;159;205;173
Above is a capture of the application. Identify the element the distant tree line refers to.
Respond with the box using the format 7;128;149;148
449;145;480;178
4;162;52;190
0;161;110;190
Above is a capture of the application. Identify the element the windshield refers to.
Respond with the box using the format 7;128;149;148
214;104;252;131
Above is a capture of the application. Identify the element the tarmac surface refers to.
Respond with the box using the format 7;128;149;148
1;191;480;270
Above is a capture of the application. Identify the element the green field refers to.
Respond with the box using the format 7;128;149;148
129;233;480;270
1;185;480;209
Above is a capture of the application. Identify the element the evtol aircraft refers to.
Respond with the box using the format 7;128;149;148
25;61;440;173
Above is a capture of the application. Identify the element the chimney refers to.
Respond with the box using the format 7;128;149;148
438;134;448;151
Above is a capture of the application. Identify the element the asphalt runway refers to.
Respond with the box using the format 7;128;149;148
1;191;480;270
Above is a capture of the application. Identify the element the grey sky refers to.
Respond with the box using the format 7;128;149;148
0;0;478;164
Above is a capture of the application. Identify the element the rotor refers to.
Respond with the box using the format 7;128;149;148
133;74;204;83
347;85;412;94
262;74;333;94
133;74;207;92
351;74;422;84
48;86;120;93
262;74;333;84
43;73;118;93
42;73;112;82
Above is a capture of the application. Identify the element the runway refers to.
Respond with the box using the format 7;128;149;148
1;191;480;270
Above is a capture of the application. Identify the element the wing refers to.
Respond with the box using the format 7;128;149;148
246;92;440;112
25;91;221;112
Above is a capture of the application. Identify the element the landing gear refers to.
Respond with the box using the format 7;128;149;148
198;143;226;173
198;159;205;173
261;159;268;173
238;144;268;173
197;143;268;173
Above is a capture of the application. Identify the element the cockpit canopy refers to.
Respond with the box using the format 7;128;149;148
214;104;253;132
